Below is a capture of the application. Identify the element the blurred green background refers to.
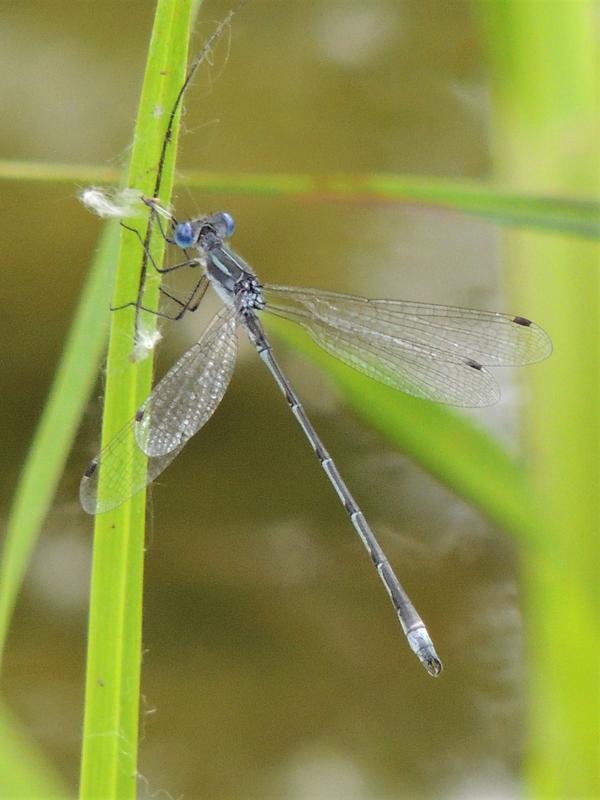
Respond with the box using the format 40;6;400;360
0;1;597;798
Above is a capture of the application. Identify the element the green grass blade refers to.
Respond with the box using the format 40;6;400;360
480;2;599;796
0;221;119;670
0;698;70;799
79;2;194;798
182;171;600;239
0;159;597;240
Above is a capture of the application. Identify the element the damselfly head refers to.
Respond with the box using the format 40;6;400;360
175;212;235;250
187;213;236;250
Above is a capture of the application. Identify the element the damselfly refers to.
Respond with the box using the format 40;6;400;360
80;202;552;676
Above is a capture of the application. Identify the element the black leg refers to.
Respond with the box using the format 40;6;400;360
111;276;208;321
145;209;195;266
141;196;180;245
110;300;185;321
120;223;198;274
158;276;208;319
150;209;176;245
116;208;205;337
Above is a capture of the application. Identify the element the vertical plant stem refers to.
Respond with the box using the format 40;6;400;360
79;2;194;798
481;2;599;796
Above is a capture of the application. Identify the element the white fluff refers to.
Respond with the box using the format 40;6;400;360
79;186;145;219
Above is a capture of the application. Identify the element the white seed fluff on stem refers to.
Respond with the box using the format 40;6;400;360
130;327;163;363
79;186;146;219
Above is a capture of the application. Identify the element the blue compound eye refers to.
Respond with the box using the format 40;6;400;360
221;212;235;238
174;221;195;248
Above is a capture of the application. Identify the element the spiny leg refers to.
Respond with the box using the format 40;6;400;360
115;220;203;335
120;223;196;275
111;275;208;322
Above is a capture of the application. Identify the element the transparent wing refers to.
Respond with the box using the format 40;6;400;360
79;424;187;515
135;306;238;457
262;285;552;407
80;306;237;515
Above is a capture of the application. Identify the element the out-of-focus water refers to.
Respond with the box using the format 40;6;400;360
1;2;528;797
